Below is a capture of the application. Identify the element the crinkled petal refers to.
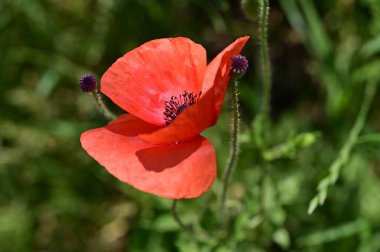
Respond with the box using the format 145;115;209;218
140;36;250;144
101;37;206;126
80;114;216;199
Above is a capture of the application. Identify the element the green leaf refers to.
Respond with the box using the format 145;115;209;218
153;214;180;232
263;132;319;161
297;220;369;246
273;228;291;249
357;133;380;144
308;197;319;215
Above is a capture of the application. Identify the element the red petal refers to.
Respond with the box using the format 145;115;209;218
202;36;250;122
101;38;206;126
140;36;250;144
80;115;216;199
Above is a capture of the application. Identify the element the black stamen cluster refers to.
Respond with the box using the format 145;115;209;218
163;91;201;125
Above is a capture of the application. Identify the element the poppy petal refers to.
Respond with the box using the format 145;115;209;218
140;36;249;144
101;37;206;126
201;36;250;123
80;115;217;199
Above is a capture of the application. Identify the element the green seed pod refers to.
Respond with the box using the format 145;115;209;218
241;0;260;21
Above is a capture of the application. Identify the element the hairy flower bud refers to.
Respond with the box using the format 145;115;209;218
231;55;249;79
79;74;97;92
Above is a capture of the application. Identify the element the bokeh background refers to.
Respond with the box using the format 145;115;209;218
1;0;380;251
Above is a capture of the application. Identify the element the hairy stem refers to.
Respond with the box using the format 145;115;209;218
92;91;116;120
255;0;272;149
259;0;271;145
220;79;241;226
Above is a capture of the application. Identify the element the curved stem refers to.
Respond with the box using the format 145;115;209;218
171;200;193;234
220;79;241;226
92;91;116;120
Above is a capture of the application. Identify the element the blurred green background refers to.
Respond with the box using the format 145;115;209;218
1;0;380;251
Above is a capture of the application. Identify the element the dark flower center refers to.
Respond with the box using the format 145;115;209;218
163;91;202;125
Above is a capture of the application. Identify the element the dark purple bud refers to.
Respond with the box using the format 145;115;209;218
231;55;249;79
79;74;97;92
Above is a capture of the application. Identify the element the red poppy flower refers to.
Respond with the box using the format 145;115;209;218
80;36;249;199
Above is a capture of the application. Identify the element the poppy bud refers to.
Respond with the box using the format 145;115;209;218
231;55;249;79
79;74;97;92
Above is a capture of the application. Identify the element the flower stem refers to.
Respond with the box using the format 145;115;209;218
91;91;116;120
258;0;271;144
220;79;241;226
171;200;193;234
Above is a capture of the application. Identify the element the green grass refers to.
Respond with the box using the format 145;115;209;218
0;0;379;251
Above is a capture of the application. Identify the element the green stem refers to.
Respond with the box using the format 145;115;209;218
171;200;193;234
220;79;241;226
92;91;116;120
259;0;271;144
254;0;272;150
308;81;377;214
171;201;216;244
